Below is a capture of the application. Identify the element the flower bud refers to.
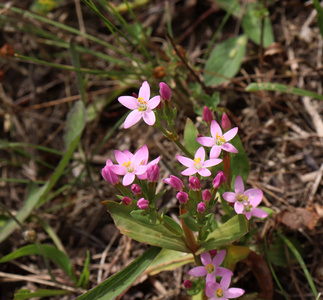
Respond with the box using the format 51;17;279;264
159;82;172;102
163;175;184;191
137;198;149;210
102;159;119;185
202;189;212;202
203;106;213;123
197;202;206;213
212;171;226;189
122;197;132;206
176;191;188;204
189;176;201;191
221;113;231;131
131;184;142;195
209;249;218;257
183;279;193;289
147;164;159;182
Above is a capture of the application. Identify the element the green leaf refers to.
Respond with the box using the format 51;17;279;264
197;214;249;254
246;82;323;101
14;289;69;300
184;216;201;232
75;247;161;300
77;250;91;288
0;244;76;282
184;118;201;156
204;35;247;86
313;0;323;39
242;3;274;47
103;201;190;253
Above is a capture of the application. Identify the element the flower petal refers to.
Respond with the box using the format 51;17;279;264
198;168;211;177
213;249;226;266
118;96;138;109
196;137;215;147
222;143;238;153
223;192;237;203
215;267;233;278
143;110;156;126
123;173;135;186
234;175;244;194
206;273;216;283
188;266;207;277
124;110;142;128
110;165;126;175
210;120;222;138
205;282;218;297
223;127;238;141
220;274;232;291
181;167;198;176
133;145;148;166
177;155;194;167
243;211;252;220
245;188;263;206
114;150;128;165
251;207;268;218
138;81;150;100
204;158;222;168
201;251;212;265
133;165;147;175
234;202;244;213
210;146;222;159
195;147;206;162
224;288;245;299
148;95;161;109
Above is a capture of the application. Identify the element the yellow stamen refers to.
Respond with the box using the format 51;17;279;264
216;287;224;297
122;161;131;168
215;132;226;144
194;157;201;165
237;194;248;202
138;96;148;112
205;263;214;274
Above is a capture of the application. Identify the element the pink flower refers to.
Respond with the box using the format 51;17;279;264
163;175;184;191
101;159;119;185
176;191;188;204
223;175;268;220
188;250;233;283
159;82;172;101
177;147;222;177
197;202;206;213
137;198;149;209
196;120;238;158
205;275;245;300
118;81;161;128
147;164;159;182
135;145;161;180
110;146;148;186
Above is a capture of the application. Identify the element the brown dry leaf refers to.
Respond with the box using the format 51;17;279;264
277;207;320;231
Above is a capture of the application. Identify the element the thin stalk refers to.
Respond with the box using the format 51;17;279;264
180;205;199;255
223;151;231;189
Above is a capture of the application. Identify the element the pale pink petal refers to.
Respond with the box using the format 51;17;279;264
148;95;161;109
201;251;212;266
206;282;219;297
222;143;238;153
181;167;197;176
204;158;222;168
123;173;135;186
133;145;148;165
188;266;207;277
133;165;147;175
210;146;222;159
137;173;147;180
224;288;245;298
198;168;211;177
206;273;216;283
110;165;126;175
142;110;156;126
223;192;237;203
210;120;222;138
114;150;128;165
124;110;142;128
196;136;215;147
243;211;252;220
220;274;232;290
105;158;113;166
195;147;206;162
118;96;138;109
138;81;150;100
234;175;244;194
177;155;194;167
213;249;226;266
245;189;263;206
123;150;133;160
215;267;233;278
251;207;268;218
148;156;161;166
223;127;238;141
234;202;244;214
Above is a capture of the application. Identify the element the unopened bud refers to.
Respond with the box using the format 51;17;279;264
203;106;213;123
131;184;142;195
163;175;184;191
183;279;193;289
202;189;212;202
176;191;188;204
137;198;149;210
221;113;231;131
209;249;218;257
159;82;172;102
122;197;132;206
212;171;226;189
189;176;201;191
147;164;159;182
197;202;206;213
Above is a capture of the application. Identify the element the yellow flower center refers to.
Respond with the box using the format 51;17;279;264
237;194;248;203
122;161;134;172
244;203;252;212
216;287;224;297
215;132;226;145
205;263;214;274
137;97;147;111
193;157;202;169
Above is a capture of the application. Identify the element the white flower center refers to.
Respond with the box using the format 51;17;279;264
215;132;226;146
122;161;134;173
193;157;203;170
137;97;147;111
237;193;249;203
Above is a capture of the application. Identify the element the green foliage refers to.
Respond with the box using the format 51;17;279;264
184;118;201;156
204;35;247;86
75;247;161;300
14;289;70;300
77;251;91;289
313;0;323;39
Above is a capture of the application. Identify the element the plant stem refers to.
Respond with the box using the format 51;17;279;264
223;151;231;189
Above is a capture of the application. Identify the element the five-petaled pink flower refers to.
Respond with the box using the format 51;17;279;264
177;147;222;177
188;250;233;283
205;275;245;300
196;120;238;158
110;145;148;186
118;81;161;128
222;175;268;220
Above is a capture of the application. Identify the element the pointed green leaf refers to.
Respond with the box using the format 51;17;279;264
197;214;248;254
77;250;91;288
14;289;69;300
184;118;200;156
204;35;247;86
75;247;161;300
103;201;190;253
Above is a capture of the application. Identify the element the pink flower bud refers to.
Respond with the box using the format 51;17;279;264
163;175;184;191
221;113;231;130
203;106;213;123
209;249;218;257
189;176;201;191
131;184;142;195
147;164;159;182
183;279;193;289
159;82;172;101
122;197;132;206
176;191;188;204
197;202;206;213
212;171;226;189
202;189;212;202
101;159;119;185
137;198;149;210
